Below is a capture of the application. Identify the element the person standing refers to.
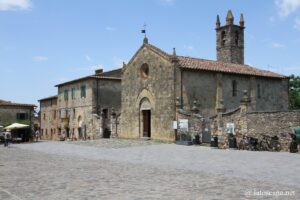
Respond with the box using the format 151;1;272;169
4;130;11;147
35;130;40;142
3;131;7;147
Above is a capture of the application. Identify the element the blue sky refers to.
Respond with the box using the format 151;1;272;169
0;0;300;105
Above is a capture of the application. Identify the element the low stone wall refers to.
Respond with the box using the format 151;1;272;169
176;109;211;142
215;107;248;149
247;111;300;151
213;105;300;151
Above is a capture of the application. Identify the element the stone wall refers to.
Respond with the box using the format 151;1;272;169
211;93;300;151
95;79;122;115
0;106;34;127
180;70;288;120
247;111;300;151
216;20;244;64
181;70;217;117
176;109;210;142
40;97;58;140
57;79;96;139
120;43;176;141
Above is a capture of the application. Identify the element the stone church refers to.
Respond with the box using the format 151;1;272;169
39;10;290;145
120;10;288;142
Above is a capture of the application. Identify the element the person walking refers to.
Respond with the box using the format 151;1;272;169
4;130;11;147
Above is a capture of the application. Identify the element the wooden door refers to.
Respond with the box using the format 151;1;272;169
142;110;151;138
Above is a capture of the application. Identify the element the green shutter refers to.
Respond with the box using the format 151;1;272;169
81;85;86;98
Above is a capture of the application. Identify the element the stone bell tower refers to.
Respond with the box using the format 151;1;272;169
216;10;245;64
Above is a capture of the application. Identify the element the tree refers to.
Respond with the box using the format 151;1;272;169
289;74;300;109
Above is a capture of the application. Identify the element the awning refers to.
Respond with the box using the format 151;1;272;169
5;123;29;130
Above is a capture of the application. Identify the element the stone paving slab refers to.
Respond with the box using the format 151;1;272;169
0;140;299;200
67;138;164;149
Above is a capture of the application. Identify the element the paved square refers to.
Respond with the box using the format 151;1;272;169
0;139;299;199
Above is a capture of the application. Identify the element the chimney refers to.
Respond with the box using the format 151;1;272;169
95;69;103;75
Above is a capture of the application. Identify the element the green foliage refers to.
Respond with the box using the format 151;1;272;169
289;74;300;109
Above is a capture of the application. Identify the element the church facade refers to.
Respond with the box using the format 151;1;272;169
119;10;288;142
39;10;289;143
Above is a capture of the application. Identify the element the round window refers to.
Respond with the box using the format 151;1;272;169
140;63;149;78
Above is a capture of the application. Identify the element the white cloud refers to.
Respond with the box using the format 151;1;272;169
183;45;194;51
104;26;116;31
33;56;48;62
276;0;300;17
85;55;91;62
0;0;31;11
271;42;285;48
294;17;300;30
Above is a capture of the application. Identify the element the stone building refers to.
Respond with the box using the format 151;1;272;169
38;95;58;140
120;10;289;142
0;99;36;141
39;69;122;140
0;99;36;127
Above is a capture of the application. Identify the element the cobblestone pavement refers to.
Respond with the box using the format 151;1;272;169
67;138;165;149
0;140;299;200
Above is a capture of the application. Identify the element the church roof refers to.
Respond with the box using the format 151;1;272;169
177;56;286;79
144;43;286;79
0;99;36;107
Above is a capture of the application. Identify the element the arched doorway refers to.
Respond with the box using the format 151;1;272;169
140;98;151;138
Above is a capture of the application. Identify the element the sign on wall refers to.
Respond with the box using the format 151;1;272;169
226;123;235;135
172;121;177;129
179;119;189;131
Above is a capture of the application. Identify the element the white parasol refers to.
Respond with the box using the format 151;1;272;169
4;123;29;130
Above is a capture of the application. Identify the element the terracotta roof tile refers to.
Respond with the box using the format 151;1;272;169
38;95;58;102
141;43;286;78
55;73;122;87
0;99;36;107
177;56;286;79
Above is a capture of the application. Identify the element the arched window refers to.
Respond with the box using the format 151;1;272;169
140;63;149;78
232;80;237;97
235;31;239;46
221;31;226;46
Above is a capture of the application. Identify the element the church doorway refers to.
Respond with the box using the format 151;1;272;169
140;97;152;138
142;110;151;138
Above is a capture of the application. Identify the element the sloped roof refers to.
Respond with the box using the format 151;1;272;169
177;56;286;79
0;99;36;107
38;95;58;102
124;43;171;69
137;42;286;79
145;43;171;59
55;69;122;87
